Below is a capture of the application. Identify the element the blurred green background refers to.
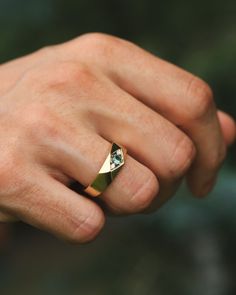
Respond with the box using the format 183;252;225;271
0;0;235;294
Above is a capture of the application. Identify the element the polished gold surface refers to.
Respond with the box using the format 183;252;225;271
84;143;127;197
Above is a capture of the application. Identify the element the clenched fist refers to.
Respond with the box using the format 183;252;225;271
0;33;235;243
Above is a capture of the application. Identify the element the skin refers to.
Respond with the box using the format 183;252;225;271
0;33;235;243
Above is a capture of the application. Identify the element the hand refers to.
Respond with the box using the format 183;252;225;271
0;33;235;243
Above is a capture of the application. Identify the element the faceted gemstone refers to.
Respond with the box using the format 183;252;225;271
110;148;124;171
114;154;122;164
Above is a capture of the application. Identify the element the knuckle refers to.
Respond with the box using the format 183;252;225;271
168;135;196;179
27;60;96;95
67;206;105;244
58;61;97;91
77;33;124;58
53;61;90;83
129;171;159;212
78;32;118;48
21;104;60;140
185;76;214;121
36;45;57;59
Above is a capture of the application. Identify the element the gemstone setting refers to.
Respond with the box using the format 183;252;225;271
110;148;124;171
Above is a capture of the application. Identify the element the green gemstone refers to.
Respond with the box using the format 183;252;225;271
111;150;123;167
114;154;122;164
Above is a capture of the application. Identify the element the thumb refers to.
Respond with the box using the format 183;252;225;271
218;110;236;146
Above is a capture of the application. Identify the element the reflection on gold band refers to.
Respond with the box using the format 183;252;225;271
84;143;127;197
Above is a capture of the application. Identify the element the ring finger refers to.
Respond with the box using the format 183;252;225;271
39;117;160;214
80;82;196;212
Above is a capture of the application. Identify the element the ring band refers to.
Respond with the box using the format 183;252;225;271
84;143;127;197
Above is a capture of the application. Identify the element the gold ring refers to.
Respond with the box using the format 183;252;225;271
84;143;127;197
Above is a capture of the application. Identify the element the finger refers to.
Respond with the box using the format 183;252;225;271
100;155;159;214
38;122;113;189
0;171;105;243
84;82;195;210
218;110;236;146
78;34;225;197
41;118;160;214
